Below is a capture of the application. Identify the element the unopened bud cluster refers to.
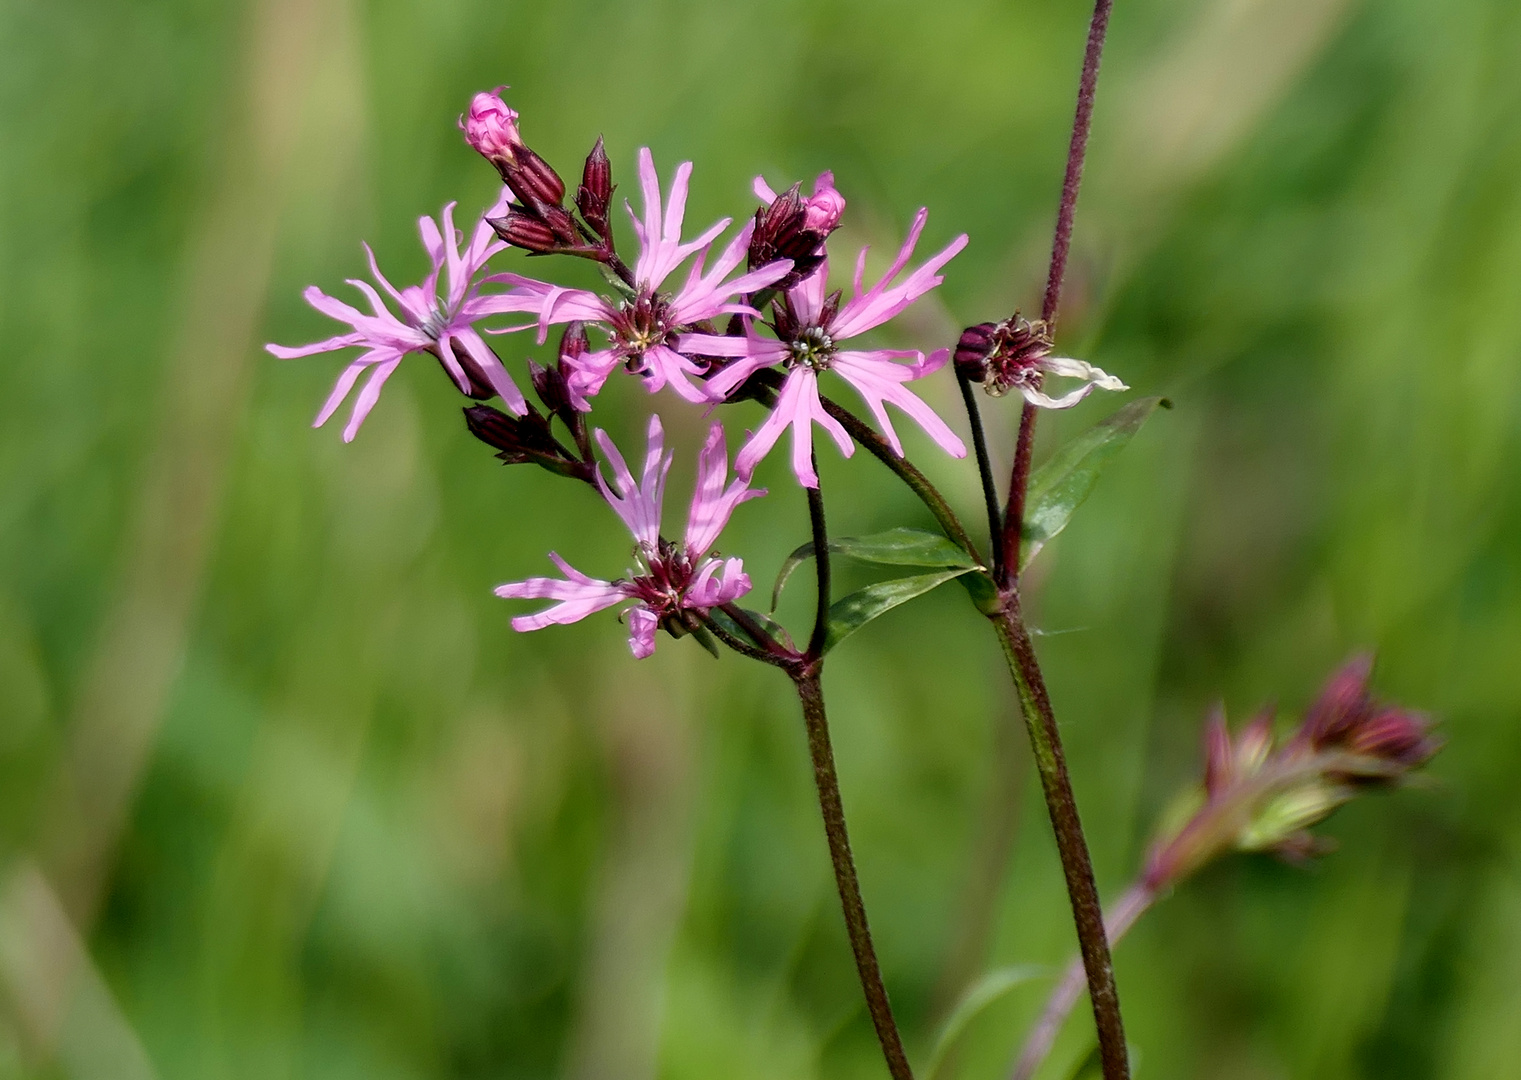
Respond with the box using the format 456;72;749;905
461;90;616;264
748;174;845;290
1142;655;1439;891
465;323;594;483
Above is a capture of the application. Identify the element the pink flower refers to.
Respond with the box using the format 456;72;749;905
754;171;846;234
682;209;969;487
267;193;530;441
459;87;522;162
488;148;793;408
496;417;764;658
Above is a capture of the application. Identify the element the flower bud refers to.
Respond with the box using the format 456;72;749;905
1202;706;1233;798
1347;708;1439;768
576;135;613;235
803;171;846;234
463;404;588;480
1301;653;1375;748
460;88;523;166
954;322;998;379
490;211;559;253
529;358;574;419
496;145;566;214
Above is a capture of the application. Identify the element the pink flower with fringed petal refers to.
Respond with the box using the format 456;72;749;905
487;148;792;409
495;416;763;658
266;192;531;441
681;209;969;488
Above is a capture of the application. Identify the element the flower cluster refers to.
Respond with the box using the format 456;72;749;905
267;86;1132;654
1141;655;1440;890
495;417;762;658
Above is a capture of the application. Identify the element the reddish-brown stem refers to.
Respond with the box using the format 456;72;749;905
793;670;915;1080
990;599;1127;1079
1001;0;1115;590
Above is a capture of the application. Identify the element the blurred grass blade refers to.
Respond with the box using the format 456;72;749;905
1022;397;1170;569
823;568;973;653
925;965;1043;1080
773;528;982;610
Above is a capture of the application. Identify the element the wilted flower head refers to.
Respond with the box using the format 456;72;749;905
266;192;528;441
1141;655;1439;891
496;417;764;658
955;314;1126;409
684;208;969;487
490;149;792;408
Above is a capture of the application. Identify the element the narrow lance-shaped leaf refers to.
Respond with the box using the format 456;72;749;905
924;966;1043;1080
823;567;974;653
772;527;981;610
1022;396;1169;569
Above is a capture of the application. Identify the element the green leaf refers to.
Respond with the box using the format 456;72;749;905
823;568;973;653
925;966;1044;1080
772;527;982;610
1022;397;1169;569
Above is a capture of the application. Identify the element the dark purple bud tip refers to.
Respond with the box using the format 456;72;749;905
576;135;613;233
463;403;559;462
1302;653;1376;748
954;322;998;379
1348;709;1441;769
1202;705;1233;798
490;211;560;253
558;321;589;362
528;358;575;419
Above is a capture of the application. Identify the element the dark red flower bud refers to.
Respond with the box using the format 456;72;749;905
1347;708;1440;769
1302;653;1375;748
463;404;589;481
576;135;613;235
490;211;559;253
558;320;589;363
507;145;565;208
1202;705;1233;798
529;358;574;420
954;322;998;379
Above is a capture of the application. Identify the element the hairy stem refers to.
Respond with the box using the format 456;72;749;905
1000;0;1115;590
793;670;915;1080
807;461;832;658
991;600;1128;1079
1001;403;1039;586
1011;884;1152;1080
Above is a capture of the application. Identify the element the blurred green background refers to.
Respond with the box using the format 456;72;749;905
3;0;1520;1076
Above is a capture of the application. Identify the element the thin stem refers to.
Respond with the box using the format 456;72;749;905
1000;0;1115;590
793;670;915;1080
698;611;795;669
806;460;832;658
1011;884;1152;1080
717;601;793;659
1042;0;1113;327
991;599;1128;1080
957;366;1006;582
